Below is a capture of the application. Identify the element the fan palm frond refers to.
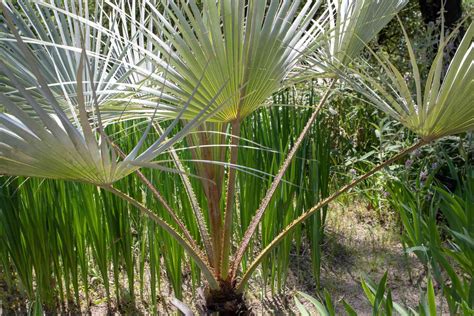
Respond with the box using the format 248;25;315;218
297;0;408;78
346;22;474;140
0;4;225;185
0;1;182;124
99;0;324;123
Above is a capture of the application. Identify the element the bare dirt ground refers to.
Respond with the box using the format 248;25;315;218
0;199;447;315
245;199;448;315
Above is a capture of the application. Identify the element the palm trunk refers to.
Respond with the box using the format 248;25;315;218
187;125;225;276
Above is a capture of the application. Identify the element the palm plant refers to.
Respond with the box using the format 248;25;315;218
2;0;472;313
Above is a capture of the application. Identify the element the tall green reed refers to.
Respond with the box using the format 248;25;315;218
238;85;333;291
0;120;202;312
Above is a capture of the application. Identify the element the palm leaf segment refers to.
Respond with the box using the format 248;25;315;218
348;22;474;140
0;2;224;185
